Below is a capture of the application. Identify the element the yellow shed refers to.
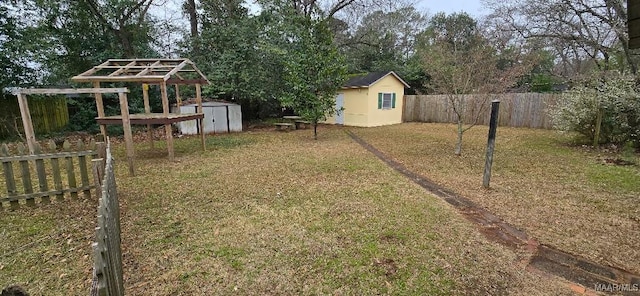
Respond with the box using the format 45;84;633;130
325;71;409;127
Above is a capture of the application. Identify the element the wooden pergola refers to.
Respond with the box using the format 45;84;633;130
71;58;211;168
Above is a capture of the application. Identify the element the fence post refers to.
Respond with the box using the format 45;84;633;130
16;93;37;155
483;100;500;188
92;158;105;200
96;141;107;161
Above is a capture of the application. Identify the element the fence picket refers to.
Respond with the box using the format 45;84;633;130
34;143;50;204
91;141;124;296
47;140;65;202
62;140;78;199
1;144;19;210
1;139;101;207
16;144;35;207
77;140;91;199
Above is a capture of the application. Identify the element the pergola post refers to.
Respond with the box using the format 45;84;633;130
196;84;205;151
175;84;182;114
160;82;175;161
93;81;108;141
118;92;136;176
16;93;37;154
142;84;154;149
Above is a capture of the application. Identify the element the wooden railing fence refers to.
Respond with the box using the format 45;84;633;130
403;93;561;129
91;141;124;296
0;139;106;211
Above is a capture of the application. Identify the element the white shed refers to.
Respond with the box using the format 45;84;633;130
173;101;242;134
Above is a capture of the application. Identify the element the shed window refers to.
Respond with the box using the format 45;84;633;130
378;93;396;109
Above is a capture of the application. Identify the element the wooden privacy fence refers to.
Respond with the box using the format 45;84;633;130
0;139;105;211
0;95;69;139
91;141;124;296
403;93;560;129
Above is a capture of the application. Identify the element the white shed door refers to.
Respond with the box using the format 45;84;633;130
335;93;344;125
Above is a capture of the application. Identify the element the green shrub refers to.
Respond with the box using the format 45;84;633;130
550;73;640;147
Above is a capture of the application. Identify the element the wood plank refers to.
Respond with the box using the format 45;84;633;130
165;78;210;85
64;141;78;199
175;84;182;110
160;82;175;161
187;60;212;85
135;61;162;76
49;141;64;202
162;60;189;81
143;84;154;149
91;158;104;200
96;113;204;125
78;141;91;198
0;150;95;162
160;81;169;116
76;60;110;77
72;75;166;83
119;92;136;176
196;84;206;151
17;94;37;155
107;58;186;62
1;157;19;210
16;88;129;95
107;61;137;77
34;144;50;204
0;186;95;203
93;82;108;141
19;158;35;207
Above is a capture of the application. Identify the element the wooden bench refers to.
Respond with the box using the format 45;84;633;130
274;122;295;131
295;120;311;129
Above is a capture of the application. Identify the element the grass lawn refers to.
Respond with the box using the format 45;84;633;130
352;123;640;276
3;123;630;295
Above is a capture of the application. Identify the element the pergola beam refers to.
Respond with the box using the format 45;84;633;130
108;60;137;77
163;60;189;81
15;88;129;95
13;87;130;162
75;60;110;77
72;75;167;83
135;60;162;76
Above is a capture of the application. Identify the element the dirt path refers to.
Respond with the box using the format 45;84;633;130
347;130;640;295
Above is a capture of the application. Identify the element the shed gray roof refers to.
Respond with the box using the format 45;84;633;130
342;71;410;89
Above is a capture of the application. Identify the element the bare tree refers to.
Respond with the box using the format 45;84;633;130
421;13;533;155
483;0;636;75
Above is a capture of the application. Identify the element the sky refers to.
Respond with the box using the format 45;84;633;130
417;0;488;17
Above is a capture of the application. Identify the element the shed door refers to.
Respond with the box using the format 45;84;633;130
335;93;344;125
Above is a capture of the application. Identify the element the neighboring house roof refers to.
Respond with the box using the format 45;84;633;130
342;71;410;89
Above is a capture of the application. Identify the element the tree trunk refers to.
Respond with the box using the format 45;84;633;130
593;107;603;147
313;122;318;140
455;120;463;155
186;0;198;38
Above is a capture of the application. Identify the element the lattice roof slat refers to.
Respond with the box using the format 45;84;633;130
71;58;210;85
